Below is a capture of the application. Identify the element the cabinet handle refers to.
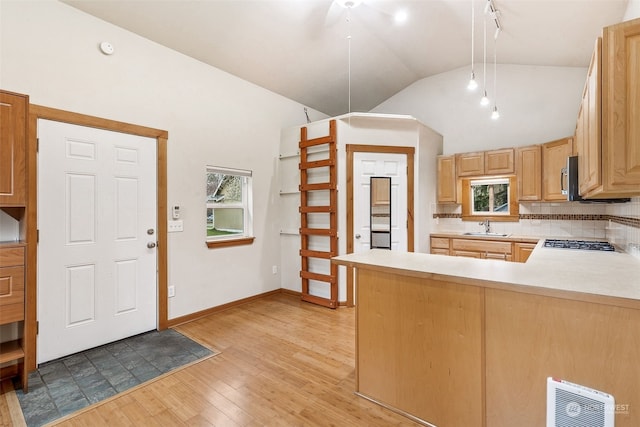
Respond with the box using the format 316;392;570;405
560;167;567;195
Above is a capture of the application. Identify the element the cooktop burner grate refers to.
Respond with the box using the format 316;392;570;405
543;239;615;251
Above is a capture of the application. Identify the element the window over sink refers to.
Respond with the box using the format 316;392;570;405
461;175;519;222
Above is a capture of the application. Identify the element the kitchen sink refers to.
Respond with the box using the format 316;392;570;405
463;232;510;237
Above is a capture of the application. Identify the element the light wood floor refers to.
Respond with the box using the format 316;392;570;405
1;293;421;426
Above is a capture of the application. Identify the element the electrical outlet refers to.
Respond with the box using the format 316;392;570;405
272;265;278;275
168;220;183;233
168;285;175;298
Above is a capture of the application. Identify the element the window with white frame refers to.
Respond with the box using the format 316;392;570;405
470;177;510;214
206;166;253;246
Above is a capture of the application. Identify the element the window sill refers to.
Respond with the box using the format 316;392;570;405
206;237;255;249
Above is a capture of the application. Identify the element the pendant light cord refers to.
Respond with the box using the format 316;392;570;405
470;0;475;74
347;7;352;115
482;12;487;92
493;34;498;106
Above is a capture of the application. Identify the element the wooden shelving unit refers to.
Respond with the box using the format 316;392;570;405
0;89;29;391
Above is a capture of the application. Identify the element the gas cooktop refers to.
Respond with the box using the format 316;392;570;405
543;239;616;251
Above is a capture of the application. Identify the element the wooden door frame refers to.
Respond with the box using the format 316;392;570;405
345;144;414;307
26;105;168;371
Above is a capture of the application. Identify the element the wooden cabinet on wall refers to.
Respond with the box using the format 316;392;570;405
542;137;573;201
575;38;601;197
456;152;485;177
575;18;640;199
516;145;542;201
456;149;515;177
0;91;27;206
0;90;28;391
436;155;457;203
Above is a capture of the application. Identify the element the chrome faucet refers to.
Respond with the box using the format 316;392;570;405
479;219;491;233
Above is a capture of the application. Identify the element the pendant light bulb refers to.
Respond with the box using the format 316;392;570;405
491;105;500;120
480;91;489;106
468;72;478;91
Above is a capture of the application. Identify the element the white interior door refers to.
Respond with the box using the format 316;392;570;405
37;119;157;364
353;152;408;253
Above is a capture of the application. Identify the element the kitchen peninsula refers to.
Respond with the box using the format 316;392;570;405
332;244;640;427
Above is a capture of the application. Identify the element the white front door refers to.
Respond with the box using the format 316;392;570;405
37;119;157;364
353;152;408;253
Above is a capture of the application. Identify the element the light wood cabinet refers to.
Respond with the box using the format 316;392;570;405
456;152;485;177
436;155;457;203
0;91;27;206
0;89;29;391
0;245;26;389
452;238;512;261
485;148;515;175
576;38;601;197
430;236;450;255
456;149;514;178
542;137;573;201
575;18;640;199
431;235;538;263
516;145;542;201
336;253;640;427
514;242;536;263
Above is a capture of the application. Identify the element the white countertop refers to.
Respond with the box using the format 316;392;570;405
332;241;640;303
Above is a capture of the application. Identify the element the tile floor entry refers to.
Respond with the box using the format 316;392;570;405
15;329;216;427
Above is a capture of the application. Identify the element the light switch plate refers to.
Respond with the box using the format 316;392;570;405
168;220;184;232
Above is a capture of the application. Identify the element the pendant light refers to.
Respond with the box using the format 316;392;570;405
467;0;478;91
480;10;489;106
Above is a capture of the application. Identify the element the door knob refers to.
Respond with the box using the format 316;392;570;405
147;242;157;249
355;234;361;239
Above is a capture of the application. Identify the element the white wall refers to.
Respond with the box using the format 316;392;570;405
278;114;442;301
0;0;327;320
371;64;586;154
624;0;640;20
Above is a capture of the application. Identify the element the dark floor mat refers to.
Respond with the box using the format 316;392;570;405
15;329;216;427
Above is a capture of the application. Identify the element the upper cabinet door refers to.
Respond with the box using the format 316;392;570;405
601;18;640;196
0;91;28;207
576;38;602;197
485;148;515;175
456;152;484;177
542;137;573;201
516;145;541;201
437;155;457;203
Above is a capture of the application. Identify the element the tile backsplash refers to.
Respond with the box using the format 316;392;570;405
433;197;640;254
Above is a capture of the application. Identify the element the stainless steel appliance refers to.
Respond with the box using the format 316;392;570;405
561;156;629;203
543;239;615;251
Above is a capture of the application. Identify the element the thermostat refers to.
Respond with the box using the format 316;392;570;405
172;205;180;219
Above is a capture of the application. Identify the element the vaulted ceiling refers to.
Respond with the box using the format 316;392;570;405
63;0;629;117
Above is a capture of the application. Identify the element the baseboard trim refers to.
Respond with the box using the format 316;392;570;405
165;288;349;328
166;289;282;328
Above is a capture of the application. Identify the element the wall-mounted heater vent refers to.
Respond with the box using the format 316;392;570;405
547;377;615;427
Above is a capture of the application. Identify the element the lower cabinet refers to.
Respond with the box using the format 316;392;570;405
431;236;537;263
514;242;536;263
0;244;27;390
451;238;513;261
